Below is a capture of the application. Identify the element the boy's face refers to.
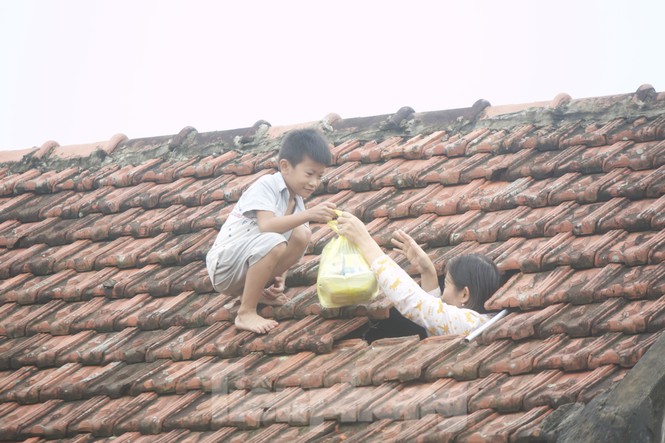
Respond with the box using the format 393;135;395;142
279;154;326;198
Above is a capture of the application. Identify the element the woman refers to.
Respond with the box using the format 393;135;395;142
336;212;501;336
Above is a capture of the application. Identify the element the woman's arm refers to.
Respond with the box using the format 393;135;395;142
371;255;487;335
336;212;487;335
391;229;439;293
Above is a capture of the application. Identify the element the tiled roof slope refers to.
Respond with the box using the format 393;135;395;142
0;85;664;442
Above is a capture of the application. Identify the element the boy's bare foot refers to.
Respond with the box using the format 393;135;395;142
235;311;278;334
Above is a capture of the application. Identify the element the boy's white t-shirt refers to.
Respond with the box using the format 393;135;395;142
206;172;307;286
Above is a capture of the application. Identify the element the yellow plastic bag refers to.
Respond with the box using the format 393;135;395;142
316;218;378;308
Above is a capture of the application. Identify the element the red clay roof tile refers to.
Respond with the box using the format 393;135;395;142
0;88;664;441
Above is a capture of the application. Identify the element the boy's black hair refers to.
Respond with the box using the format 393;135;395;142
279;128;332;166
440;253;500;314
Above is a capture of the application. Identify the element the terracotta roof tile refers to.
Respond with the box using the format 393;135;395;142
458;406;552;442
0;88;664;441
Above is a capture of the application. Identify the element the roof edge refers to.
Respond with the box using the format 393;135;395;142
556;331;665;442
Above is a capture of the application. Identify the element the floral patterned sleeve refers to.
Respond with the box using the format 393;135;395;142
370;255;489;336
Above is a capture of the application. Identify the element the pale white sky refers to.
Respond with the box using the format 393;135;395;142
1;0;663;151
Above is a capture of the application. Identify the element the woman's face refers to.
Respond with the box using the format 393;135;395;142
441;272;469;308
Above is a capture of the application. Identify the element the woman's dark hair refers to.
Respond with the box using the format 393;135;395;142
440;253;500;314
279;128;332;166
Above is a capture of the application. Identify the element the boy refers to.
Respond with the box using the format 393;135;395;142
206;129;337;334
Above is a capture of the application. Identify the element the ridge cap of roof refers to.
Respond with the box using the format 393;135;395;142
2;85;663;174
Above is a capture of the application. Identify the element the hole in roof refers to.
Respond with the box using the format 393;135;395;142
340;308;427;344
500;268;519;286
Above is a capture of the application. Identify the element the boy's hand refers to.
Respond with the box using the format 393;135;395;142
391;230;431;274
263;275;286;299
307;202;337;223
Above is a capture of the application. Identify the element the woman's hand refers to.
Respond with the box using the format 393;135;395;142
392;230;429;273
392;229;439;293
335;212;384;264
336;212;371;244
